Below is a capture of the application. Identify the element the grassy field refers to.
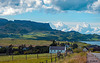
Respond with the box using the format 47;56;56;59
0;38;91;47
0;52;87;63
74;42;91;47
0;53;57;63
0;39;89;63
56;52;87;63
0;39;52;46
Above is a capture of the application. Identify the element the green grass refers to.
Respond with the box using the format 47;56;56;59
22;35;37;39
0;39;52;46
73;42;91;47
0;40;89;63
0;39;90;47
91;38;100;41
21;32;52;39
0;53;57;63
0;51;87;63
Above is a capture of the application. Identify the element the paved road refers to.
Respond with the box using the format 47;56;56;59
87;53;100;63
92;53;100;60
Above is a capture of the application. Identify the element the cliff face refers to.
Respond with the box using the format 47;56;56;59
0;18;53;34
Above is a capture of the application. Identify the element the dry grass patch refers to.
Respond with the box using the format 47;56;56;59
57;52;86;63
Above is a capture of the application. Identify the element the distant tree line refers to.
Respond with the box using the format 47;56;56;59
0;44;49;55
0;40;79;55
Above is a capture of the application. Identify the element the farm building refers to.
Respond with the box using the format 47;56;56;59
49;46;66;53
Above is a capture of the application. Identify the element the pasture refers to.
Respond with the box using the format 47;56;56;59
0;52;87;63
0;53;57;63
0;39;52;46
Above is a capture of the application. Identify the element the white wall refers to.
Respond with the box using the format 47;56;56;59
49;50;66;53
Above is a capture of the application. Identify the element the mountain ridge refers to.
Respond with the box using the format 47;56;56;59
0;18;100;41
0;18;53;34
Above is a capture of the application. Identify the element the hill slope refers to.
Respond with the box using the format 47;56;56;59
0;18;100;41
0;18;52;34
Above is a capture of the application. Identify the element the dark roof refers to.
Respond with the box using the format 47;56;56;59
49;46;65;50
88;45;98;48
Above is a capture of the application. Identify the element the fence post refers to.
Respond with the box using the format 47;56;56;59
50;53;52;63
26;54;27;60
37;54;38;59
46;60;47;63
62;55;63;59
50;53;53;63
55;57;56;62
12;55;13;61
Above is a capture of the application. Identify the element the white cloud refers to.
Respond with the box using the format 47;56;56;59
91;0;100;13
0;0;43;15
0;0;100;15
50;22;100;34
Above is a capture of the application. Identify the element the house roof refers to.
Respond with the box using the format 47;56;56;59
49;46;65;50
88;45;98;48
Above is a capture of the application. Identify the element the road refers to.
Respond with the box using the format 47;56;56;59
87;53;100;63
92;53;100;60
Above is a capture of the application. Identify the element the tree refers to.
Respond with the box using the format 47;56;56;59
18;44;26;54
29;45;33;50
60;43;65;46
0;47;6;53
57;42;60;45
66;42;70;45
50;40;57;46
6;44;13;55
72;44;78;49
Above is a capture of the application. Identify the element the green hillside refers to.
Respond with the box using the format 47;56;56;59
0;18;100;41
0;31;100;41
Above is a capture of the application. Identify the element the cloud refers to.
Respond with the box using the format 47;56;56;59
0;0;43;15
91;0;100;13
0;0;100;15
43;0;99;13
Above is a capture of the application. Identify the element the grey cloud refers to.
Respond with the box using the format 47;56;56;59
0;0;100;15
43;0;98;12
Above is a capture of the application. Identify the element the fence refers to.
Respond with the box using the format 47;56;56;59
39;53;66;63
0;53;66;63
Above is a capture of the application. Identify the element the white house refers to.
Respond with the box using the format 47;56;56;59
83;48;88;52
49;46;66;53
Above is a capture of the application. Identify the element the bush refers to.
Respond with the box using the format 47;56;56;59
72;44;78;49
24;51;30;54
13;51;20;55
73;48;83;53
93;51;100;53
89;48;94;52
0;47;6;53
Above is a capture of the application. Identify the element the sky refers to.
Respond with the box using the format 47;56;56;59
0;0;100;27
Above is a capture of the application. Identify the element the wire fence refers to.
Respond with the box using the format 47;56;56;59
0;53;66;63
